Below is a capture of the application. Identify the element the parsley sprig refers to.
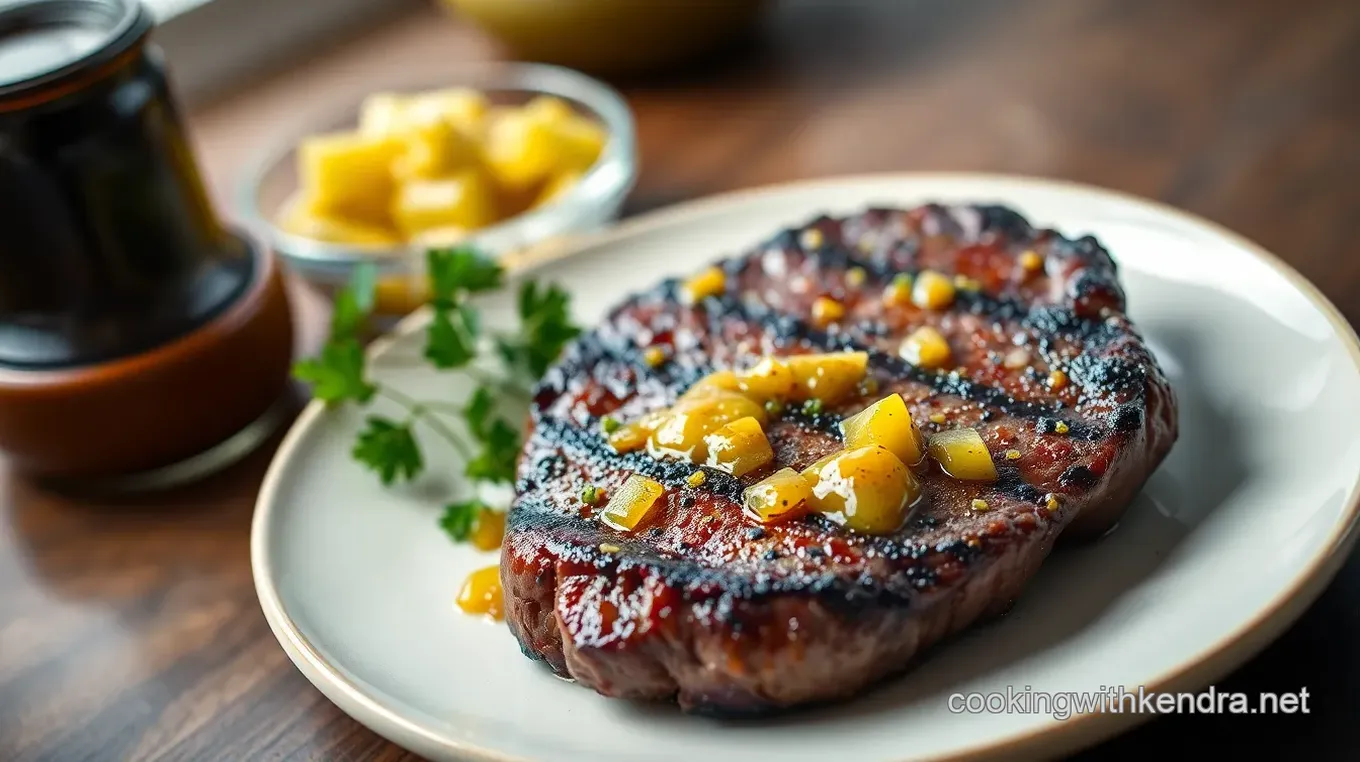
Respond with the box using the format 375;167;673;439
292;246;580;542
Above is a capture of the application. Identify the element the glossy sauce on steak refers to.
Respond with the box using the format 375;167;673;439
502;203;1179;714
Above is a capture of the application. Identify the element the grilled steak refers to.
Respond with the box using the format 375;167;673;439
502;203;1179;715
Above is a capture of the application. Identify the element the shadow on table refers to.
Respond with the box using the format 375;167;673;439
0;386;303;603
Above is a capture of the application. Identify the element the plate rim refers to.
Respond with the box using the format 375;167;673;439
251;171;1360;762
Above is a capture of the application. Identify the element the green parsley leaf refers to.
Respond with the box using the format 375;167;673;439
292;339;375;405
497;281;581;380
352;415;423;485
427;247;503;308
424;305;479;369
330;261;377;338
440;500;484;542
465;418;519;484
463;386;495;440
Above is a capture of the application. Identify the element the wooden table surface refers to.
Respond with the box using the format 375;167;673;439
4;1;1359;759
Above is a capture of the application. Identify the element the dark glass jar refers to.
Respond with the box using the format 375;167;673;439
0;0;294;485
0;0;253;368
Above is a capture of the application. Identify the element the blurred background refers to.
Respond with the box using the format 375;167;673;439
180;0;1359;326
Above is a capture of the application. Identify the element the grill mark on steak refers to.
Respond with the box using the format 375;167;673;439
502;203;1178;715
545;293;1134;434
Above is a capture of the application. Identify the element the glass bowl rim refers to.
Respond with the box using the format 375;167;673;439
233;60;638;283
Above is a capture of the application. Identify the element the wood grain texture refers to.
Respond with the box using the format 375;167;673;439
3;0;1359;759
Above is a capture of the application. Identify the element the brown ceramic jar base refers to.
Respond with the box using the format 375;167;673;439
0;236;295;488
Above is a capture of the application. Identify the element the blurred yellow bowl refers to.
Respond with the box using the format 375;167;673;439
443;0;772;77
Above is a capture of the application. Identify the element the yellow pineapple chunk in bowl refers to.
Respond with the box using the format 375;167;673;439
239;63;637;326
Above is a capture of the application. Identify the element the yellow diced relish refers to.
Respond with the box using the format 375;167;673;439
607;421;652;453
704;416;774;477
927;428;998;481
683;266;727;303
682;369;742;400
469;508;506;552
742;467;813;524
900;326;953;370
1019;250;1044;273
802;445;920;535
811;296;846;327
647;392;767;462
839;393;926;467
599;474;665;532
883;273;914;306
785;351;869;404
912;270;956;310
736;357;796;400
456;565;504;619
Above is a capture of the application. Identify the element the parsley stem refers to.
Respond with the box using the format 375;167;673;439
378;384;422;410
366;356;531;400
414;408;474;461
378;386;473;461
418;400;471;417
465;368;532;400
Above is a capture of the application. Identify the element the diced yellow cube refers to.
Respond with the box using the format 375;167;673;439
277;192;399;246
483;108;564;190
483;99;606;190
297;131;404;226
390;117;482;182
800;452;838;481
742;467;813;524
785;351;869;404
683;266;727;303
883;273;913;306
900;326;953;370
839;393;926;467
704;416;774;477
390;169;497;237
404;87;490;133
532;170;583;209
522;97;605;169
681;370;742;400
555;115;607;173
600;474;666;532
912;270;956;310
648;391;766;462
522;95;575;124
606;420;652;453
811;296;846;328
357;93;409;136
736;357;796;400
927;428;999;481
802;445;920;535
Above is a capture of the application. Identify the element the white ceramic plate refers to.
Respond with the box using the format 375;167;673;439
252;174;1360;762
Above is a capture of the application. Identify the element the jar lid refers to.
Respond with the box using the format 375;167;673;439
0;0;149;107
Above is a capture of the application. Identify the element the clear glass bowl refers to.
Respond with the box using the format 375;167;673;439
235;61;637;318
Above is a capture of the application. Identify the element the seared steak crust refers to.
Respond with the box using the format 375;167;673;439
503;203;1178;714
